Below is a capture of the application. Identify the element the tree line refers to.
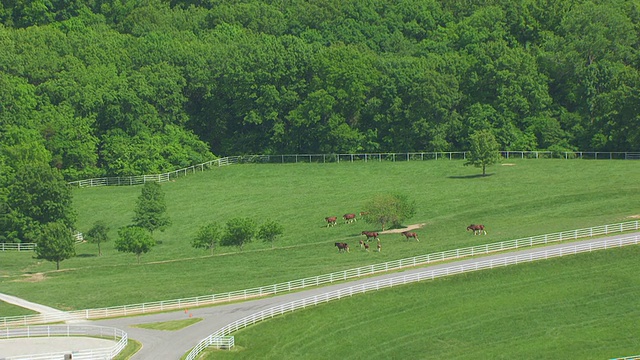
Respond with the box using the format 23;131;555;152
1;0;638;250
31;180;287;268
1;0;639;183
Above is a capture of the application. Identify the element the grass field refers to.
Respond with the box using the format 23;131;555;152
203;246;640;360
0;301;38;317
1;159;639;311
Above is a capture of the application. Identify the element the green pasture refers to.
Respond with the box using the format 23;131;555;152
0;301;38;317
0;159;639;310
205;246;640;360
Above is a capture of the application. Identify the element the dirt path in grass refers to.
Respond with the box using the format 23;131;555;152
378;223;427;234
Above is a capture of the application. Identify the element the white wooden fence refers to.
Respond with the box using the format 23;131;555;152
1;220;638;328
66;151;640;188
1;232;83;252
0;325;127;360
0;243;36;251
185;234;640;359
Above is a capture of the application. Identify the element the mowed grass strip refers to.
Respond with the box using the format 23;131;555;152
204;246;640;360
131;318;202;331
0;301;38;317
113;339;142;360
0;159;639;310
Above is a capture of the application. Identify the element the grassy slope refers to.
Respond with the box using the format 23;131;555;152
207;247;640;360
0;159;638;310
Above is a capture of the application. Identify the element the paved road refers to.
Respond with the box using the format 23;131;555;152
2;233;638;359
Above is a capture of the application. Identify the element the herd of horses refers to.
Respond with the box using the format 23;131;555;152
328;213;487;253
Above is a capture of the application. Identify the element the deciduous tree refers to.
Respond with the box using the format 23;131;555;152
86;220;110;256
257;220;284;248
3;162;76;243
464;130;501;176
221;217;256;251
133;181;171;234
115;226;156;264
361;194;416;231
192;222;222;255
35;221;76;270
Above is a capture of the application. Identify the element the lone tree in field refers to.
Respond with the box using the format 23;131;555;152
86;220;110;256
221;217;256;251
35;221;76;270
192;222;222;255
257;219;284;248
133;181;170;235
361;194;416;231
465;130;501;176
115;226;156;264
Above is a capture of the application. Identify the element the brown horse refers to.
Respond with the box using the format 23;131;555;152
343;213;357;224
361;231;379;241
325;216;337;227
401;231;419;241
363;243;370;252
467;224;487;235
335;242;350;252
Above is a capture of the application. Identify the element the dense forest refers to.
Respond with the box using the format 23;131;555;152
1;0;639;181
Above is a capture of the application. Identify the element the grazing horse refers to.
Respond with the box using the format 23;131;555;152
343;213;357;224
401;231;419;242
467;224;487;235
325;216;337;227
359;239;364;248
342;214;356;224
361;231;379;242
363;243;370;252
335;242;349;253
377;242;381;252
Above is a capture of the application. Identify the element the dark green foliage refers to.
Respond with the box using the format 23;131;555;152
115;226;156;264
86;220;110;256
35;221;76;270
1;0;640;179
221;217;256;250
1;162;76;243
192;222;222;255
133;181;171;234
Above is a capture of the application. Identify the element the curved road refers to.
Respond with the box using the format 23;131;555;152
3;233;638;359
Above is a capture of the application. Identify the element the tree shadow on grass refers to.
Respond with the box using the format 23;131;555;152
448;173;495;179
76;253;97;258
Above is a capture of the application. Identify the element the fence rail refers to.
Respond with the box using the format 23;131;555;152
1;220;638;328
67;151;640;188
1;232;84;252
0;325;127;360
185;234;640;359
0;243;36;251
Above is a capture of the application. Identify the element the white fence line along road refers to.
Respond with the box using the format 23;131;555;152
184;234;640;360
66;151;640;188
1;220;638;329
0;325;127;360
